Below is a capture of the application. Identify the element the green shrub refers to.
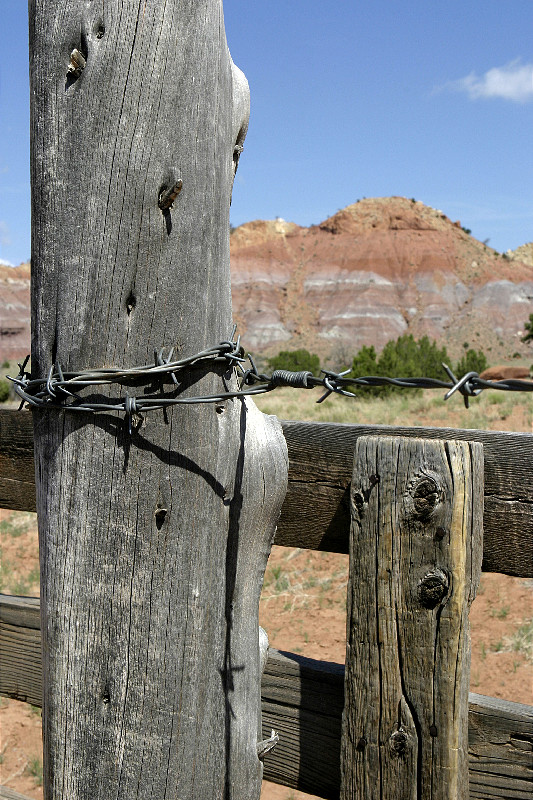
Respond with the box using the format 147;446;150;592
0;379;10;403
455;349;487;378
267;348;321;375
351;334;451;397
522;313;533;343
351;344;379;377
379;335;449;380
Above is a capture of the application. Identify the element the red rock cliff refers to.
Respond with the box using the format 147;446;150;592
230;197;533;361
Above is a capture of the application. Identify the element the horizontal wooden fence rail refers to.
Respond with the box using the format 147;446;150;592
1;595;532;800
279;420;533;578
1;410;532;576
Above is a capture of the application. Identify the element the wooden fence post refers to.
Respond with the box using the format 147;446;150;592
341;436;483;800
28;2;288;798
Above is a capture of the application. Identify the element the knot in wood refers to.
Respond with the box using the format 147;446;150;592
417;568;449;609
412;476;440;518
389;729;409;756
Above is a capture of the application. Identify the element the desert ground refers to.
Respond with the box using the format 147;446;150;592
1;387;531;799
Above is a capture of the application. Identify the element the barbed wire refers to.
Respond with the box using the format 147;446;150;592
8;327;533;433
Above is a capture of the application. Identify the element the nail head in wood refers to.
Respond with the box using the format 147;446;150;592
158;180;183;211
67;48;86;77
257;729;279;760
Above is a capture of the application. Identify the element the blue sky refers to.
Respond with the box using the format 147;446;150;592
1;0;532;265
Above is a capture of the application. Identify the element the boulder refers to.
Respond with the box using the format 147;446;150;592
479;365;531;381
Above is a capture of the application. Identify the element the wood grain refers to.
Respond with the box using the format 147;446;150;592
0;787;34;800
0;410;35;513
468;693;533;799
278;421;532;578
340;436;483;799
27;2;287;798
2;411;532;577
2;597;531;799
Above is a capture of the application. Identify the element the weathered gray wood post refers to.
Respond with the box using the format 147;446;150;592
29;2;288;798
341;436;483;799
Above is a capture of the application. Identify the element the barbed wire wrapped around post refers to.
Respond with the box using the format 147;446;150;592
8;328;533;432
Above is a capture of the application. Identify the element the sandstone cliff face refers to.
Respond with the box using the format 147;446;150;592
507;242;533;267
0;262;30;362
230;198;533;360
1;200;532;365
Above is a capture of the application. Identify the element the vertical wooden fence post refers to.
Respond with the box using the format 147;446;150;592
29;2;288;798
341;436;483;800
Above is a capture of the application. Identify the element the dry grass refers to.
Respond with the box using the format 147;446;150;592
506;618;533;662
253;385;532;432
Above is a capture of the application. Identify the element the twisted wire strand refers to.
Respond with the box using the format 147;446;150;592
8;331;533;430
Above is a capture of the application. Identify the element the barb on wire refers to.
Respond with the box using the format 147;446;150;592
7;329;533;433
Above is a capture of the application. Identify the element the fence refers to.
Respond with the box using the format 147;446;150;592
0;408;532;799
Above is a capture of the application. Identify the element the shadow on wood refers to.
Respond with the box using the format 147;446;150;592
1;411;533;577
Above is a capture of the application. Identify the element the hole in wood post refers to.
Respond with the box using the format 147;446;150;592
162;208;172;235
126;292;136;315
101;690;111;705
155;507;167;530
351;490;365;518
232;143;244;178
95;21;105;39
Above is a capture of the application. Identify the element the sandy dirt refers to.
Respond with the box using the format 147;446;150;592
257;547;532;800
1;513;531;799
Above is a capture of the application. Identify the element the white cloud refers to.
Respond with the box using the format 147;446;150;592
0;258;15;267
442;60;533;103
